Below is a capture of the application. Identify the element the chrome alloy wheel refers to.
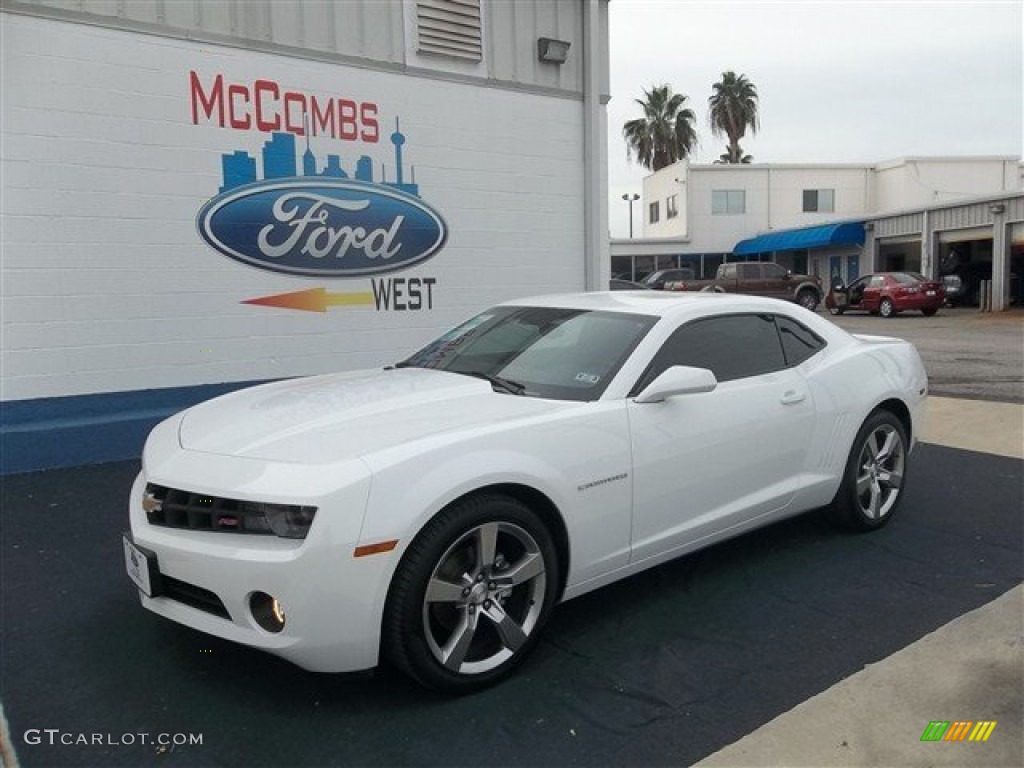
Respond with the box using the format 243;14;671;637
421;521;547;675
855;423;905;520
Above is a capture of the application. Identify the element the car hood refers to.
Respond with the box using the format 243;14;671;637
178;368;574;464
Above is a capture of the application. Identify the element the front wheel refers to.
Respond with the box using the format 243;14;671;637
383;494;559;692
879;297;896;318
797;289;820;311
829;410;908;531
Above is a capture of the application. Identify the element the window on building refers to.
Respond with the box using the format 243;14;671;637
649;201;660;224
712;190;746;215
666;194;679;219
417;0;483;61
802;189;835;213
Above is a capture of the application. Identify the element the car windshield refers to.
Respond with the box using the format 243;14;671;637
397;306;657;401
891;272;928;284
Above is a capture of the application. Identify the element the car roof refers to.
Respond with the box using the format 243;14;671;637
496;291;853;349
500;290;802;319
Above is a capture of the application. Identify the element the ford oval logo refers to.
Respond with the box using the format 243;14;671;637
197;179;448;277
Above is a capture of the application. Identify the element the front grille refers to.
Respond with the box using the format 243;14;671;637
161;575;231;620
144;483;315;537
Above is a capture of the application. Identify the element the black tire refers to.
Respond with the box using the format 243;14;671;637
879;297;896;318
829;410;908;531
796;289;819;311
382;494;560;693
922;308;938;317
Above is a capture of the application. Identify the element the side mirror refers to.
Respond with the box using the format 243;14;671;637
635;365;717;403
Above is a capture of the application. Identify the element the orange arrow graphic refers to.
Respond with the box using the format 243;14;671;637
242;287;375;313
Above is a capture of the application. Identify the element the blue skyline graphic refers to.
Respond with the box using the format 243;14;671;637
219;118;420;197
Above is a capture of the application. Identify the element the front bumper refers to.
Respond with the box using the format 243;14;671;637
127;449;394;674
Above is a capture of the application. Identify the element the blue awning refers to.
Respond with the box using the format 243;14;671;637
733;222;865;255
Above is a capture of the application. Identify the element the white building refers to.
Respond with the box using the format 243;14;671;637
613;156;1022;296
1;0;611;472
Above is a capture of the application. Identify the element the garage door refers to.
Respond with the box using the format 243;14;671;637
875;235;921;245
937;226;992;243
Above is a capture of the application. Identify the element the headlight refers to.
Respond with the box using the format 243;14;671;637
263;504;318;539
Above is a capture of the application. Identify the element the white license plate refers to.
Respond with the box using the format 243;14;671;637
926;290;936;296
123;534;158;597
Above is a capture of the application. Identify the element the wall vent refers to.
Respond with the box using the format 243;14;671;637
416;0;482;61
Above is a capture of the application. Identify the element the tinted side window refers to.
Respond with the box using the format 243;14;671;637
638;314;786;389
775;316;826;366
763;263;787;279
738;263;761;279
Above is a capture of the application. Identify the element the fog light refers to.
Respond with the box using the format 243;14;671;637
250;591;286;633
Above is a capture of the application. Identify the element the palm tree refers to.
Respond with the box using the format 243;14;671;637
622;85;697;171
715;147;753;164
708;71;759;164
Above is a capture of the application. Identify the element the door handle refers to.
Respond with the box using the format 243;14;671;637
781;389;806;405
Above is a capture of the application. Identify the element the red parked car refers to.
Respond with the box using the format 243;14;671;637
826;272;945;317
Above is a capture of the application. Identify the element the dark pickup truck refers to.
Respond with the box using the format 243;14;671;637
668;262;823;310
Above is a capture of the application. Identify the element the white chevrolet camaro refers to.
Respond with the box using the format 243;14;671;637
125;292;927;691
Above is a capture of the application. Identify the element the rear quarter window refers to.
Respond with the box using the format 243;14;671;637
775;316;826;366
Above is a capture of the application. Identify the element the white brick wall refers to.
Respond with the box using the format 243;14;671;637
1;14;587;401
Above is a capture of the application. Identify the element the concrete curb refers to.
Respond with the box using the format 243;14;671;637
0;700;19;768
921;397;1023;460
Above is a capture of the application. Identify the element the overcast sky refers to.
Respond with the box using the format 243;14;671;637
607;0;1023;237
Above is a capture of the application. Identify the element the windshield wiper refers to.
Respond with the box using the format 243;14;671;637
462;371;526;395
387;364;525;395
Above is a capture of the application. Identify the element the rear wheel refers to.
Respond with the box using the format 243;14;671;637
383;494;559;692
879;297;896;318
830;410;908;531
922;307;938;317
797;289;820;311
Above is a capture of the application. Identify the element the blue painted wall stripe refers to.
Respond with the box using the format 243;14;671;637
1;380;273;475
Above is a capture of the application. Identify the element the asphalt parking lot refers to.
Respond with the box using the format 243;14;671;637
3;445;1021;768
2;307;1022;768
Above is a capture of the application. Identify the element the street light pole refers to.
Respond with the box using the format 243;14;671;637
621;193;639;238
